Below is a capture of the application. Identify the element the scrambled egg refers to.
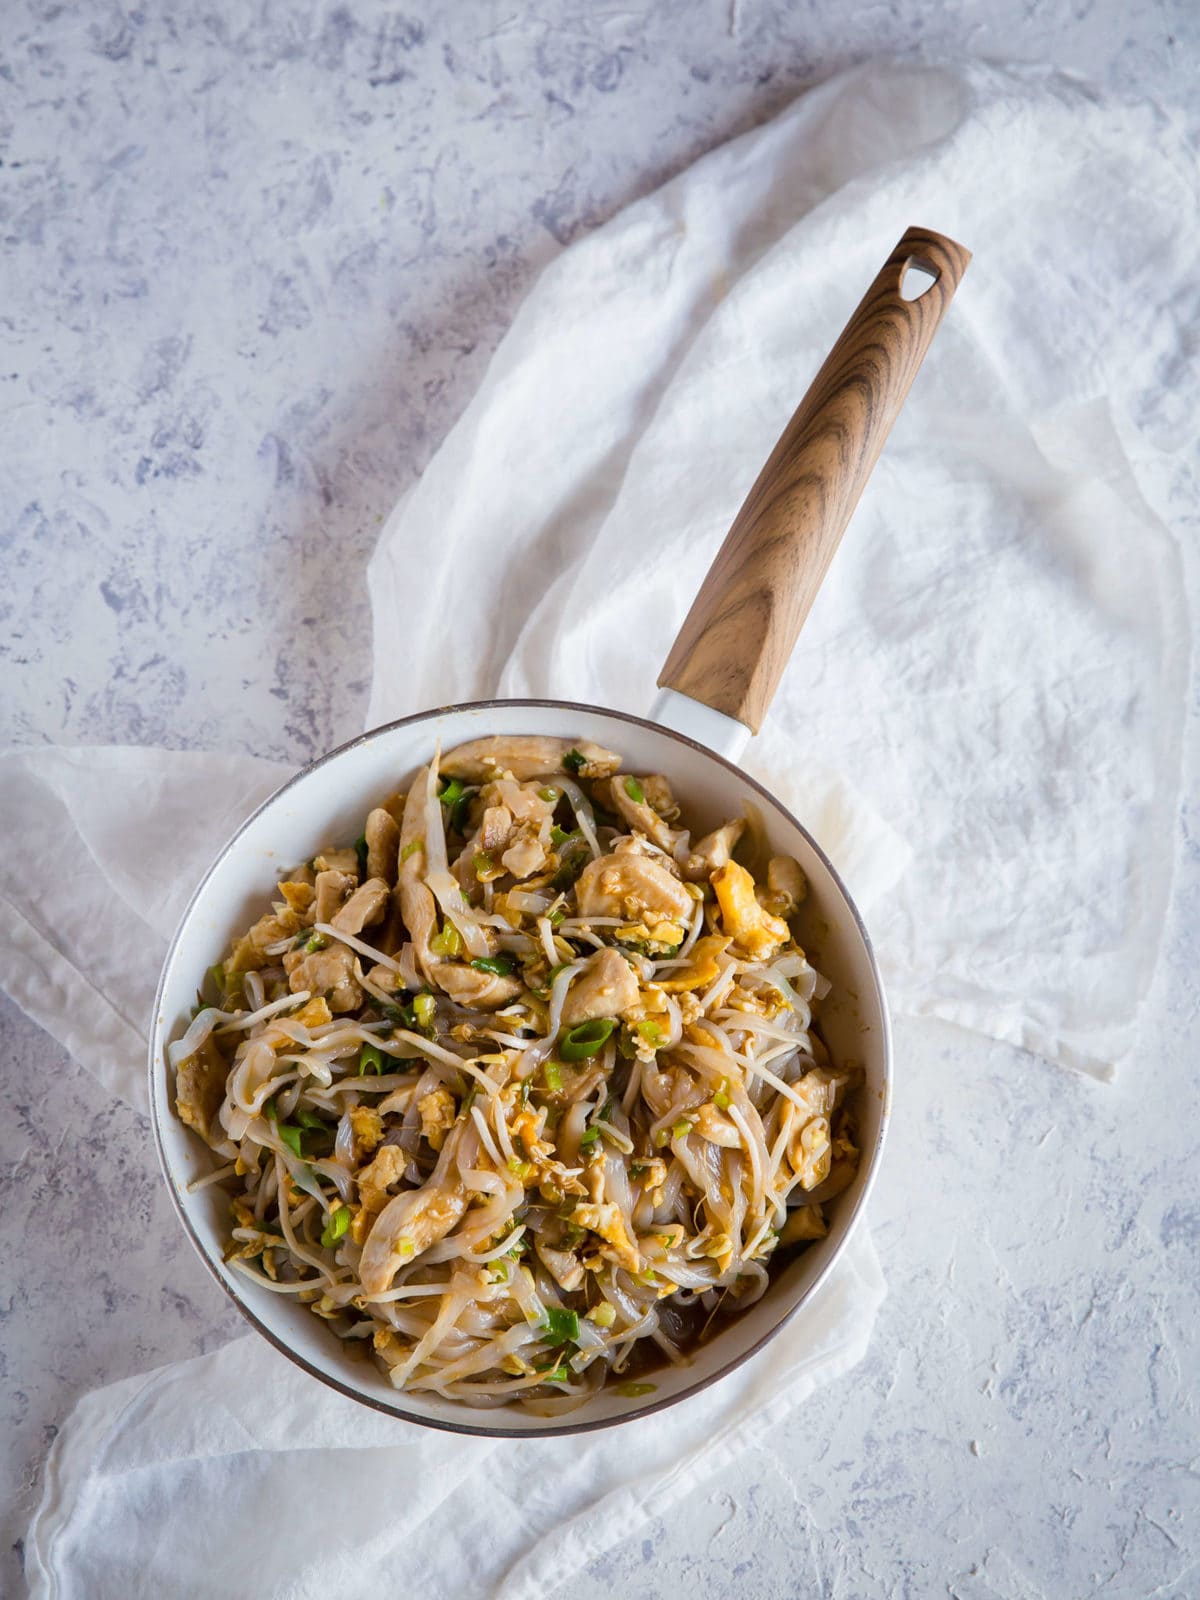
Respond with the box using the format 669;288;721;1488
417;1087;456;1152
712;861;789;960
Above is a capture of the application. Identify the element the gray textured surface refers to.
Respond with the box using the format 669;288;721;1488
2;2;1199;1596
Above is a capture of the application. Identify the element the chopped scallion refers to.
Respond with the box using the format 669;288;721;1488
354;833;368;878
615;1381;656;1398
413;992;436;1029
538;786;560;803
438;777;467;807
561;749;586;774
358;1042;385;1075
623;775;645;803
588;1302;617;1329
672;1118;694;1140
559;1017;615;1061
430;922;463;958
540;1307;580;1345
278;1123;304;1158
470;954;516;977
543;1060;563;1093
400;838;423;862
321;1205;350;1248
305;931;328;953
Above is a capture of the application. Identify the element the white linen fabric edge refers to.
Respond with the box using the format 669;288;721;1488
23;1232;883;1600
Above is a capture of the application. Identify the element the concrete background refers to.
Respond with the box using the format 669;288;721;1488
2;3;1198;1595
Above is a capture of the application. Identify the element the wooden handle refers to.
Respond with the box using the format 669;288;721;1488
657;225;971;733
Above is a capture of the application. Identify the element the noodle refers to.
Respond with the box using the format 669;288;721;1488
170;734;858;1410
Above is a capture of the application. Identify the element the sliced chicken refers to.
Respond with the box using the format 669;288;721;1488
314;847;358;876
561;946;640;1027
575;844;693;925
500;822;548;880
284;943;362;1013
683;818;745;882
395;765;440;982
478;804;513;852
605;775;679;851
365;807;400;885
359;1128;470;1294
330;876;390;935
313;868;355;925
441;736;620;782
760;854;807;917
434;963;521;1010
174;1036;228;1147
535;1237;585;1293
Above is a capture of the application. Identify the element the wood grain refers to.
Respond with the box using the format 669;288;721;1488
657;226;971;734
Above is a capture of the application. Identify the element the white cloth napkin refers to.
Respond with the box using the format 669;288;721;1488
6;56;1194;1599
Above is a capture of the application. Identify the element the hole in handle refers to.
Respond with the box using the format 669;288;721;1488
900;256;940;301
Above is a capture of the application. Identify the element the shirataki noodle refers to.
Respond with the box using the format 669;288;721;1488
171;734;859;1413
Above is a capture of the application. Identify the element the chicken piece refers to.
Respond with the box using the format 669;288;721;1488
766;855;807;914
359;1136;470;1293
314;848;359;876
284;942;362;1012
433;963;522;1010
682;818;745;882
330;876;389;936
561;946;640;1027
395;765;440;981
605;776;679;851
348;1104;384;1156
500;822;547;880
417;1087;457;1152
174;1036;227;1147
654;934;731;993
790;1066;850;1119
351;1143;409;1243
441;736;620;783
479;804;513;852
643;774;679;816
694;1103;742;1148
712;861;789;960
535;1237;585;1294
365;807;401;885
575;844;693;925
226;903;306;974
313;869;355;925
277;880;315;914
779;1204;827;1244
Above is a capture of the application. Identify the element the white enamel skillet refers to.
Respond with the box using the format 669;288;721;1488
151;227;971;1437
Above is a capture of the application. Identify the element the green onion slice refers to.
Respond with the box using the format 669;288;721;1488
540;1307;580;1345
358;1042;385;1075
623;775;645;803
470;954;516;977
561;749;585;774
321;1205;350;1248
413;992;436;1029
559;1017;615;1061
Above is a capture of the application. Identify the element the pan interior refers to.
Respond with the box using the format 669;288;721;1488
151;700;889;1437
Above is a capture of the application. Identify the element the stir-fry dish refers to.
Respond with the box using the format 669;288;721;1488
172;736;859;1411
